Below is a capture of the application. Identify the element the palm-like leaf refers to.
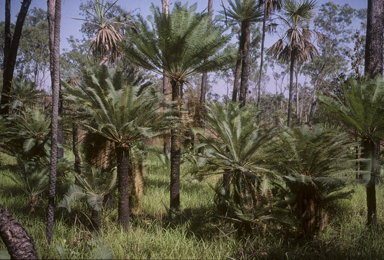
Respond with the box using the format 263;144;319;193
123;2;236;81
0;107;51;158
64;66;175;146
1;79;42;111
220;0;264;24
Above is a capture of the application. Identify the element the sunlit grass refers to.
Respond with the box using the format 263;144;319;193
2;149;384;259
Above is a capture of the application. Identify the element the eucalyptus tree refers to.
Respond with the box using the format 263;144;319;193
64;66;174;230
122;2;235;213
220;0;263;106
256;0;282;109
1;0;32;115
267;0;323;127
318;75;384;228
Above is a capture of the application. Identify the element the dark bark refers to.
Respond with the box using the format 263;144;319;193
46;0;61;245
232;54;241;102
73;122;82;186
3;0;11;70
295;63;300;123
58;88;64;159
115;146;130;231
170;80;182;213
0;204;38;260
238;21;251;107
0;0;32;115
364;0;384;77
362;139;379;228
287;53;295;127
91;209;100;232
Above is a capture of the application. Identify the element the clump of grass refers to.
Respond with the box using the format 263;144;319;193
2;147;384;259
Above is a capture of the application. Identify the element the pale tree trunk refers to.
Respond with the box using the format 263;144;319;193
257;1;268;109
307;65;325;123
0;204;38;259
1;0;32;115
364;0;384;229
198;0;213;155
46;0;61;245
287;54;295;127
162;0;171;155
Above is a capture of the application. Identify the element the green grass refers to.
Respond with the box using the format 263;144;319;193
2;149;384;259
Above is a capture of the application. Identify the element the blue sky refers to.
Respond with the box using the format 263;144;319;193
0;0;368;95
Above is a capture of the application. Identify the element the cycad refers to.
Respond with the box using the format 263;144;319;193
58;164;117;231
192;102;279;234
64;65;174;230
0;107;51;159
123;2;236;213
220;0;264;105
318;75;384;227
1;79;42;111
277;125;360;237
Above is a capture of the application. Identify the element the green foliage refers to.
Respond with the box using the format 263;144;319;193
276;125;360;236
64;65;175;146
220;0;263;24
58;165;117;212
1;78;42;111
318;75;384;140
0;108;51;159
123;2;236;81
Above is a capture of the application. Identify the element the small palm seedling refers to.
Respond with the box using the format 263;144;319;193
192;102;282;236
58;164;117;231
277;124;362;237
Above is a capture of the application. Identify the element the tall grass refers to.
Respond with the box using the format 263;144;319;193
1;149;384;259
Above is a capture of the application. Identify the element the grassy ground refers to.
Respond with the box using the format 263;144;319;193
1;148;384;259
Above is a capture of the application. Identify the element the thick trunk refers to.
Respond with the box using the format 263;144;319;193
362;138;379;228
1;0;32;115
239;21;250;107
0;204;38;259
257;4;268;109
46;0;61;244
170;80;182;213
364;0;384;77
287;54;295;127
116;145;130;230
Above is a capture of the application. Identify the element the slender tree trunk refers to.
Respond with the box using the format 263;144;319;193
257;2;268;109
115;146;130;231
232;50;242;102
295;63;299;123
170;80;183;213
73;122;82;186
0;204;38;259
287;54;295;127
307;65;325;123
239;21;250;107
1;0;32;115
162;0;171;156
46;0;61;244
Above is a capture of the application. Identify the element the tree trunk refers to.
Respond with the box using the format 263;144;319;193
162;0;171;156
170;80;182;213
364;0;384;77
115;145;130;231
287;54;295;127
91;209;100;232
295;63;300;123
239;21;251;107
232;49;242;102
257;2;268;109
0;0;32;115
362;139;379;228
46;0;61;245
73;122;82;186
0;204;38;259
